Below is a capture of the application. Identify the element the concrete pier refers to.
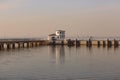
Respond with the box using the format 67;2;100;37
0;38;119;50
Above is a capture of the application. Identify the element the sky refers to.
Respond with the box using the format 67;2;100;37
0;0;120;38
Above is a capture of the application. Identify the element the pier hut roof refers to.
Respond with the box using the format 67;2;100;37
48;33;56;36
56;30;65;32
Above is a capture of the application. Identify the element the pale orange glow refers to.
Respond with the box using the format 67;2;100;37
0;0;120;38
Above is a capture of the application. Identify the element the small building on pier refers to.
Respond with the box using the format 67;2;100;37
48;30;65;41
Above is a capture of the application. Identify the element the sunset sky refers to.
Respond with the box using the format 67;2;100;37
0;0;120;38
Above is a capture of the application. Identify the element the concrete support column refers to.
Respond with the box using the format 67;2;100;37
35;42;38;47
67;39;74;46
31;42;34;47
76;39;80;47
12;43;15;49
6;43;11;49
1;43;4;50
0;43;3;50
61;40;64;46
114;39;119;48
86;39;92;47
103;41;106;47
26;42;29;48
97;41;100;47
37;42;40;46
18;43;20;48
52;40;56;45
107;39;112;47
22;43;25;48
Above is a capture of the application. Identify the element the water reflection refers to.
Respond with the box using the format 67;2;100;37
48;46;65;64
0;46;120;80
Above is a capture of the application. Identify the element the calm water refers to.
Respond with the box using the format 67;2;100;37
0;46;120;80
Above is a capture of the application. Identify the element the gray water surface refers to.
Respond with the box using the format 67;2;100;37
0;46;120;80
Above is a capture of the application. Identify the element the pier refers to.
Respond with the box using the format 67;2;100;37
0;38;47;50
0;38;119;50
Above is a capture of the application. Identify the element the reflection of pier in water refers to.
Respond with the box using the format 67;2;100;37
48;46;65;64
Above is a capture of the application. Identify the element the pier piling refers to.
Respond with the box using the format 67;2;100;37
114;39;119;48
107;39;112;47
97;41;100;47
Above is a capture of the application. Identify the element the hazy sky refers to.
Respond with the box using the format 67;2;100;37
0;0;120;38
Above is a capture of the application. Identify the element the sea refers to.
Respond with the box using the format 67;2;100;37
0;45;120;80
